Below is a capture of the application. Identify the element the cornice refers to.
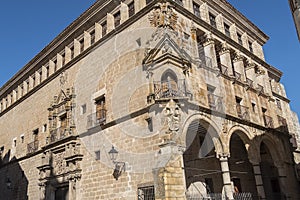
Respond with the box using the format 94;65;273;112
0;0;111;97
207;0;269;44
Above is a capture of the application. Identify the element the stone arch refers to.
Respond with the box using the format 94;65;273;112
226;125;259;161
179;113;223;156
161;68;178;82
258;133;286;167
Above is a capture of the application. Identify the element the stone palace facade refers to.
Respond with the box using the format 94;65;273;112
0;0;300;199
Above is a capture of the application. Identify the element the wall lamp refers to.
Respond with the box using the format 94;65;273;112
108;146;125;180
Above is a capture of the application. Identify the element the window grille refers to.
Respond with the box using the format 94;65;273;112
138;186;155;200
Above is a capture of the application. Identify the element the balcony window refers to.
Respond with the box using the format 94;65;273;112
96;96;106;124
193;2;200;17
128;1;135;17
102;21;107;36
224;23;230;37
236;97;249;120
209;13;217;28
114;11;121;27
248;41;253;53
28;129;39;154
237;33;243;45
276;99;282;110
263;114;274;128
153;71;187;100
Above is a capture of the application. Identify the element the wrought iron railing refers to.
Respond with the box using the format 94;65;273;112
187;192;253;200
50;127;66;143
207;93;224;112
87;109;107;129
198;54;214;70
263;114;274;128
219;64;229;76
277;115;288;132
236;104;250;120
256;84;264;94
153;79;187;100
234;71;242;82
245;78;253;88
27;140;39;154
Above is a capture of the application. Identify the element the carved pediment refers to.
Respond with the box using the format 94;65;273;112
143;33;192;71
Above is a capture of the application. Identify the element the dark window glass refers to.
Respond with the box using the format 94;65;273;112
209;13;216;28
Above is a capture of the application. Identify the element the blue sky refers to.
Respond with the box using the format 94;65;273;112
0;1;299;116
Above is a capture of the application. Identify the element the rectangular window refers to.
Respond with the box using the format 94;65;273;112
79;38;84;53
224;23;230;37
60;114;67;129
248;41;253;53
95;150;100;160
42;124;47;132
138;186;155;200
55;185;69;200
128;1;135;17
90;30;95;44
62;53;65;66
70;46;74;59
114;11;121;27
96;96;106;123
276;99;282;110
81;104;87;114
237;33;243;45
209;13;216;28
102;21;107;36
193;2;200;17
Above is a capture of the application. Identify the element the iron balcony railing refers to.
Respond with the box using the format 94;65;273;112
256;84;264;94
198;54;214;70
50;127;66;143
187;192;253;200
234;71;242;82
236;104;250;120
87;109;107;129
277;115;288;132
207;93;224;112
153;79;187;100
218;64;229;76
245;78;253;88
263;114;274;128
27;140;39;154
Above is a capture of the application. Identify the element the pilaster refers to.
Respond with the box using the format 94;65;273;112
219;156;234;200
73;39;81;58
216;14;225;34
95;22;102;42
65;46;72;64
84;31;91;50
56;53;63;70
203;32;217;69
121;2;129;23
232;51;246;82
219;42;233;76
229;24;238;42
49;60;55;76
200;3;209;23
107;13;114;33
250;161;266;200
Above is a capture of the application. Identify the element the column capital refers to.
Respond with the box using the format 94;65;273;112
233;51;244;62
219;42;231;54
203;32;215;46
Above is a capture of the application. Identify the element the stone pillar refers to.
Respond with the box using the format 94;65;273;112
276;164;289;199
232;52;246;82
73;39;80;58
200;3;209;23
203;33;217;69
49;60;55;76
17;85;22;100
56;53;63;70
154;142;187;200
135;0;146;13
12;90;17;103
41;65;48;82
95;22;102;42
35;71;41;86
65;46;72;64
190;25;198;59
219;42;233;76
245;60;256;85
219;156;234;200
251;162;266;200
216;14;224;33
229;24;238;42
183;0;193;12
29;75;34;90
120;3;129;23
107;13;114;33
241;33;249;49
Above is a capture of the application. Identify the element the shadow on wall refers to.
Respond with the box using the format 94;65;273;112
0;150;29;200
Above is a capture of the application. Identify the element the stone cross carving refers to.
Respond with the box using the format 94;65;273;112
163;99;181;132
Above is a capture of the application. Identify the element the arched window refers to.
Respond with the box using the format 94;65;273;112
160;70;178;98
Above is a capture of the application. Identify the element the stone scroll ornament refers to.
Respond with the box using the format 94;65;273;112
163;99;181;133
